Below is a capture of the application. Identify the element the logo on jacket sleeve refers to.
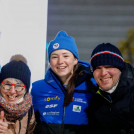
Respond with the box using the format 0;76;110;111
72;105;81;112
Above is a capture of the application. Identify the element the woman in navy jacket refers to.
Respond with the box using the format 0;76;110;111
31;31;96;134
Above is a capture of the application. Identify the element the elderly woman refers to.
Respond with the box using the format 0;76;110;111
0;55;35;134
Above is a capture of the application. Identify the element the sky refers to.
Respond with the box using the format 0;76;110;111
0;0;48;89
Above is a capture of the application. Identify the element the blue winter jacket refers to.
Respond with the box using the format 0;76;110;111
31;60;96;134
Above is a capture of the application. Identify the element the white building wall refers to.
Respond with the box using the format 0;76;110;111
0;0;48;88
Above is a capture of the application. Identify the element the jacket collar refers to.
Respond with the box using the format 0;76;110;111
45;68;66;94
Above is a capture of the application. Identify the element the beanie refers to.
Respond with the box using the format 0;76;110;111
90;43;124;71
0;55;31;92
48;31;79;61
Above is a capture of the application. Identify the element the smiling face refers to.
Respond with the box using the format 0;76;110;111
50;49;78;83
93;65;121;91
0;78;26;104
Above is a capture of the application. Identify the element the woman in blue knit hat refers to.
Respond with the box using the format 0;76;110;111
31;31;96;134
89;43;134;134
0;54;35;134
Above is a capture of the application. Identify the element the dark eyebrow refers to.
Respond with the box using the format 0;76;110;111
51;54;58;55
63;52;70;54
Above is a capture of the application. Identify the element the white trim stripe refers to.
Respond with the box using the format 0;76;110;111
90;51;124;62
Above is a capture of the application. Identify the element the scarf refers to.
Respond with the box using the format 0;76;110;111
0;93;32;122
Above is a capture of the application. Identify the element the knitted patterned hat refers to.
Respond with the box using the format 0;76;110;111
0;55;31;92
48;31;79;61
90;43;124;71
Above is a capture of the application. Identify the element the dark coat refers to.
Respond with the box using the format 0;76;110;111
89;63;134;134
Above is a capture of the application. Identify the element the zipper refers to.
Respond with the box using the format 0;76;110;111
97;90;113;112
62;106;65;134
96;90;112;103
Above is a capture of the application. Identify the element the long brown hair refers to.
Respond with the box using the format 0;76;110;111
64;64;84;107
